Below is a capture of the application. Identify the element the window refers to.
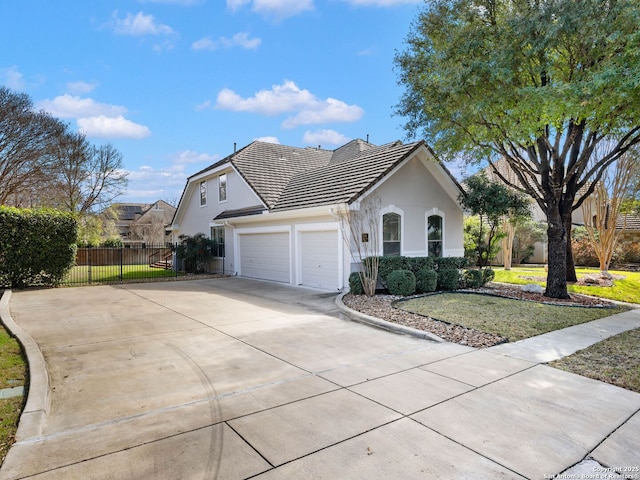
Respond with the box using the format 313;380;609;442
218;173;227;202
383;213;401;256
210;226;225;257
199;180;207;206
428;215;443;257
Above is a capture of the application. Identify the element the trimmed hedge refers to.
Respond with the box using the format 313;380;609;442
415;268;437;293
387;269;416;296
348;272;365;295
0;207;78;288
462;269;484;288
437;268;461;291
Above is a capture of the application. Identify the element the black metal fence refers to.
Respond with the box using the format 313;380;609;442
63;244;225;286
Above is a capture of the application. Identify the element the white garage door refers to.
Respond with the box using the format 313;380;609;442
299;230;339;290
239;232;290;283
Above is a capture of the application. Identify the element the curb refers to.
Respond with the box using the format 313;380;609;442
335;292;445;343
0;290;49;441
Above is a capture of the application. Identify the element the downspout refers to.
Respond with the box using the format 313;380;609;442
223;221;236;275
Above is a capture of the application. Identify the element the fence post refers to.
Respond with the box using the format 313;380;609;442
87;246;92;284
120;245;124;281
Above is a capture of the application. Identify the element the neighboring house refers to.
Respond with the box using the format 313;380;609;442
482;159;591;264
171;139;465;291
114;200;176;245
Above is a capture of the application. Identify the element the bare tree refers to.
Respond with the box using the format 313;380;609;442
337;197;381;296
0;86;67;205
50;134;128;215
581;146;639;274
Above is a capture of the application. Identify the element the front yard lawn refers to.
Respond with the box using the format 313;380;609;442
492;267;640;304
397;292;629;342
550;328;640;393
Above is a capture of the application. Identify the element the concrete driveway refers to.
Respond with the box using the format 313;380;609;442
1;277;639;479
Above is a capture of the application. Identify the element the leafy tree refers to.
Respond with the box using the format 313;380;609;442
395;0;640;298
0;86;66;205
176;233;215;273
459;174;530;268
512;219;547;265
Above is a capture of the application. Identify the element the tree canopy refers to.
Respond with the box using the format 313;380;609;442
395;0;640;298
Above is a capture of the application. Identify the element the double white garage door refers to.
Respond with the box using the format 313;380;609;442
238;230;340;290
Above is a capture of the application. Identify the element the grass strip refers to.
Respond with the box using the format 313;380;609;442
397;292;628;342
550;328;640;393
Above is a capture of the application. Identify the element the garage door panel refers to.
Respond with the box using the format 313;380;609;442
300;230;339;290
240;233;290;283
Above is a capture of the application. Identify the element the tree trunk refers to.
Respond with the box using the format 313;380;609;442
565;216;577;282
545;212;570;299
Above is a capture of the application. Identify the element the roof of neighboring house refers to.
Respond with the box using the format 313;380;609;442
114;200;176;225
189;139;457;217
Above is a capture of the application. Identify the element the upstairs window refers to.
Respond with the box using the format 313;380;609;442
428;215;443;257
219;173;227;202
383;213;401;256
199;180;207;206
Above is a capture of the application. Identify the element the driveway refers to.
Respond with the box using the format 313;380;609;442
1;277;639;479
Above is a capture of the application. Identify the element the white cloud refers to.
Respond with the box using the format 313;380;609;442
255;136;280;144
282;98;364;128
111;11;175;36
0;66;25;90
214;80;364;128
77;115;152;139
192;32;261;51
303;129;350;146
228;0;314;20
66;81;99;95
37;94;127;119
123;150;219;203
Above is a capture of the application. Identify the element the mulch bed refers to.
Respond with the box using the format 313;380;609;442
342;282;617;348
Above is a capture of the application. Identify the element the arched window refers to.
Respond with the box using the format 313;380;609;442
383;212;401;256
427;215;443;257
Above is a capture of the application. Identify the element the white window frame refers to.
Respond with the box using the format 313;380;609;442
380;205;404;256
199;180;207;207
426;208;445;257
218;173;227;203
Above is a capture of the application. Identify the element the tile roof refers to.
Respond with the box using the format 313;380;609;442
272;141;419;211
617;213;640;230
192;139;436;217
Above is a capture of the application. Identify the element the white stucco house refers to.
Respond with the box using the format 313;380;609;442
170;138;465;291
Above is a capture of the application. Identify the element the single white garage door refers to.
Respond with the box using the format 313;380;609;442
239;232;290;283
299;230;339;290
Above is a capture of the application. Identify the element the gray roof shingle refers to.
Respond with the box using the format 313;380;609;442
192;139;431;217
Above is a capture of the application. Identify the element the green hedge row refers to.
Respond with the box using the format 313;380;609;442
353;256;493;296
0;206;78;288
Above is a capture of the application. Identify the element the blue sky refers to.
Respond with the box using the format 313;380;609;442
0;0;451;205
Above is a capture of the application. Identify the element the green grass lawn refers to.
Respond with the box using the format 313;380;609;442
397;293;629;342
550;328;640;393
492;267;640;304
0;321;26;466
63;264;179;284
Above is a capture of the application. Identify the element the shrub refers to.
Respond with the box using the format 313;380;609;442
0;206;78;288
415;268;437;293
437;268;460;291
434;257;468;270
462;269;483;288
377;256;409;283
348;272;364;295
482;268;495;284
404;256;434;273
386;269;416;296
102;237;123;248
